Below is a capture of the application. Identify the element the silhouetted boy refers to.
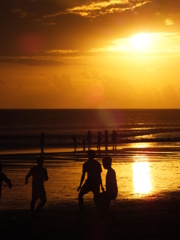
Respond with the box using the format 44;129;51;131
95;156;118;214
97;131;102;151
105;130;108;150
73;135;77;152
87;131;92;150
0;162;12;199
112;130;117;150
25;157;48;217
77;150;104;213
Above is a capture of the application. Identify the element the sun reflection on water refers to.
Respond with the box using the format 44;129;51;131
133;156;152;195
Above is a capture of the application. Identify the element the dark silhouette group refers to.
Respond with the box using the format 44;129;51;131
77;150;118;215
1;141;117;219
72;130;118;152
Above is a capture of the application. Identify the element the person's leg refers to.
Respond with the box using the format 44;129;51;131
36;188;47;213
94;192;104;211
31;189;38;216
30;200;36;216
78;182;90;213
94;191;111;216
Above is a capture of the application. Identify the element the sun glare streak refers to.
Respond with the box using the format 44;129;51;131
133;159;152;195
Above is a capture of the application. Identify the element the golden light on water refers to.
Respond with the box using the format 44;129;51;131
133;157;152;195
131;142;151;149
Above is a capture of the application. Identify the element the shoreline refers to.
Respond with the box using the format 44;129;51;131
0;144;180;161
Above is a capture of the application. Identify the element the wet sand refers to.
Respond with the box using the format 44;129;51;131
1;148;180;239
1;195;180;240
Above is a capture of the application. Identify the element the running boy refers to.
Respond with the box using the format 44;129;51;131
25;157;48;217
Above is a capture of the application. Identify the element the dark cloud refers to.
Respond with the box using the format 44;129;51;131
0;57;65;66
0;0;180;57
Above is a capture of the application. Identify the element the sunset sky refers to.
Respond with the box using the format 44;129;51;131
1;0;180;109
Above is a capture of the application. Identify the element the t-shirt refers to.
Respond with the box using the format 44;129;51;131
106;168;118;199
83;160;102;185
28;166;48;189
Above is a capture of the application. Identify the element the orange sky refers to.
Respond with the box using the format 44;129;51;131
1;0;180;109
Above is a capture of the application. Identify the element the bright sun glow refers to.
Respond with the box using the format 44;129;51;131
130;33;150;50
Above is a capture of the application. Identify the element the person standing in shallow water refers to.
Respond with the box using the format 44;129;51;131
105;130;108;151
72;135;77;152
112;130;117;150
25;157;48;217
0;162;12;199
86;131;92;150
77;150;104;213
97;131;102;151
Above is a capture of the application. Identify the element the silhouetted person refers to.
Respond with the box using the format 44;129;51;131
97;131;102;151
112;130;117;150
40;132;45;154
25;157;48;217
94;156;118;215
83;138;86;151
105;130;108;151
87;131;92;150
77;150;104;213
0;162;12;199
73;135;77;152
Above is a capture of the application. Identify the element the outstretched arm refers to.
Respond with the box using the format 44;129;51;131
100;174;104;192
3;174;12;188
25;169;32;185
77;172;85;192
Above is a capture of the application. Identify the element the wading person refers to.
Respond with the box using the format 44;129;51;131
77;150;104;213
25;157;48;217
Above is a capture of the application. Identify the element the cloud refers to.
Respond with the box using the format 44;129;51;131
1;0;180;57
0;57;65;66
0;74;77;108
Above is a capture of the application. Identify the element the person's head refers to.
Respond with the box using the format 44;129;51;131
37;157;44;166
0;162;2;172
87;150;95;160
102;156;112;170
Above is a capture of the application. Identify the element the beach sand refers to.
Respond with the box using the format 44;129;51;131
1;149;180;239
1;195;180;240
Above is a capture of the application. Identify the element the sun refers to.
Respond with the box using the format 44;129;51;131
130;33;150;50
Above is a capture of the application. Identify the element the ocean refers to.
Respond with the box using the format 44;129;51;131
1;109;180;209
1;109;180;152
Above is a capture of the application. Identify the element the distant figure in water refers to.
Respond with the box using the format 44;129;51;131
83;138;86;151
94;156;118;215
0;162;12;199
112;130;117;150
73;135;77;152
77;150;104;213
25;157;48;218
40;132;45;154
86;131;92;150
105;130;108;151
97;131;102;151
